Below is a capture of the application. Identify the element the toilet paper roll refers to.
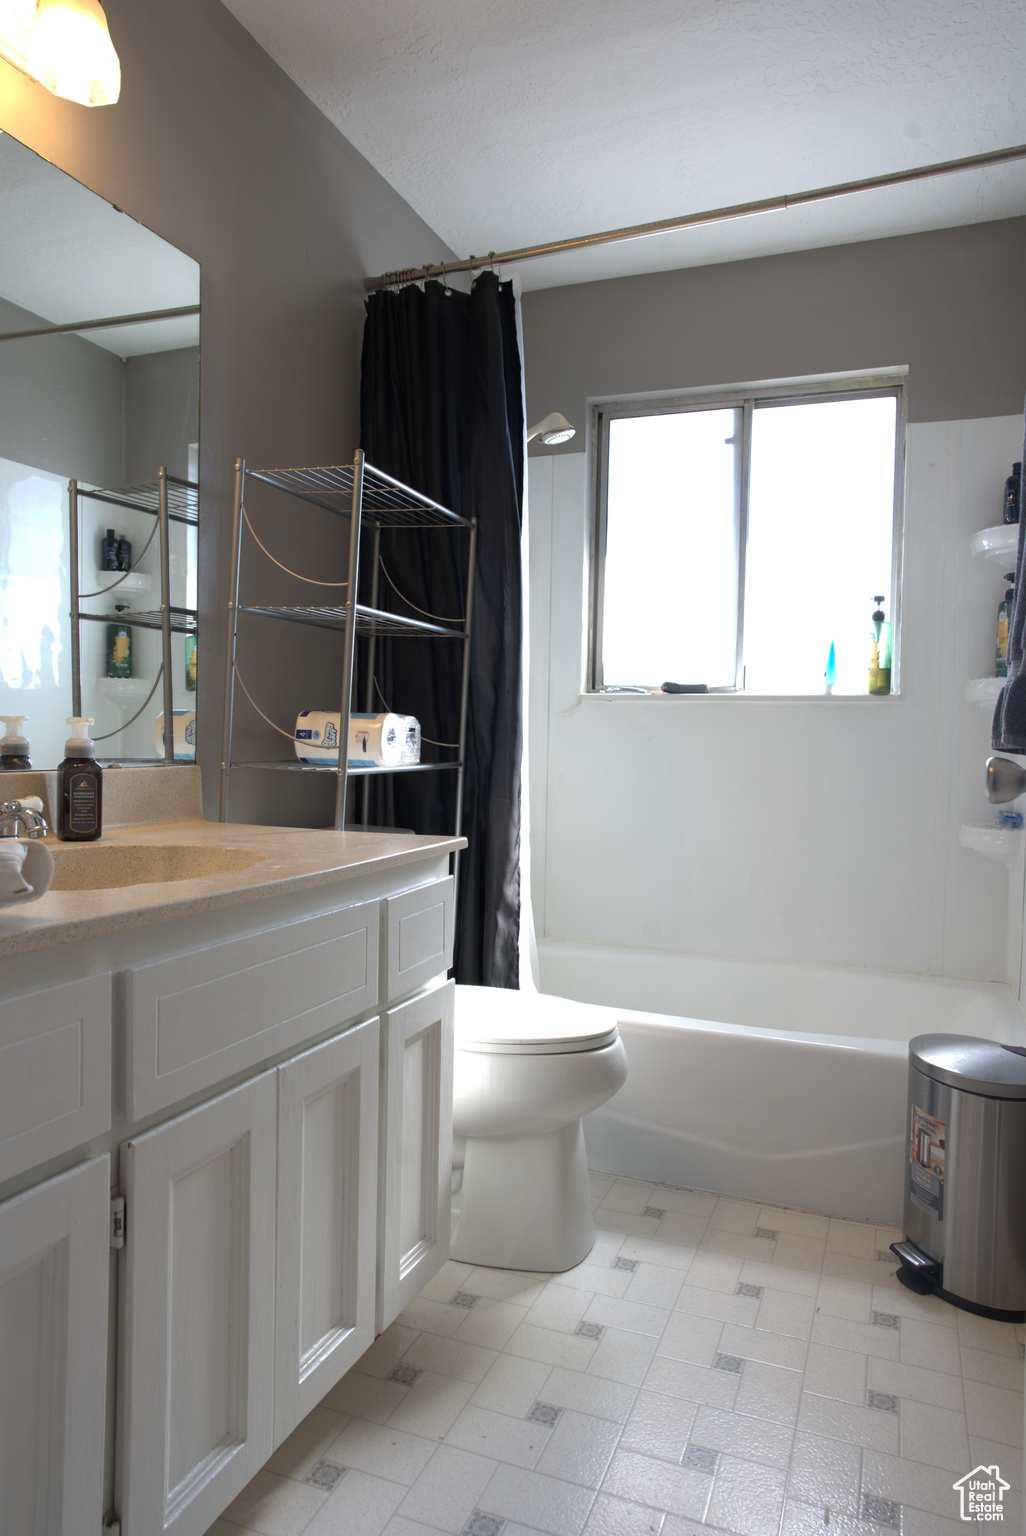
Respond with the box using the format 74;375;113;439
294;711;405;766
154;709;196;760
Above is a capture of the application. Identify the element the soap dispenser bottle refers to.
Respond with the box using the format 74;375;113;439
997;573;1015;678
57;717;102;841
867;596;892;695
0;716;31;770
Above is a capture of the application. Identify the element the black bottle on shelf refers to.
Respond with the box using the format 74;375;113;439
101;528;119;570
1004;462;1021;525
116;534;132;571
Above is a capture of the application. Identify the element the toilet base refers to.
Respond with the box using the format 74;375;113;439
451;1120;595;1273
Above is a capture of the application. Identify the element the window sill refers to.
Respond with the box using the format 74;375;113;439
582;690;902;703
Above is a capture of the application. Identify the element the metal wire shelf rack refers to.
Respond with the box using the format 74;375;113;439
220;450;476;834
69;467;199;761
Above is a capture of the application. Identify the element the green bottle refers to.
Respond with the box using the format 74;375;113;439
997;573;1014;678
184;633;197;692
106;605;133;679
868;595;892;695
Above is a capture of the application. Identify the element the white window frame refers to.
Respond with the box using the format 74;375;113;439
586;368;908;695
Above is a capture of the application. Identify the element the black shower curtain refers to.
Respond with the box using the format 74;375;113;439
360;273;524;987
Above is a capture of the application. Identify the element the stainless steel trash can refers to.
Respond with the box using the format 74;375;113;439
891;1034;1026;1321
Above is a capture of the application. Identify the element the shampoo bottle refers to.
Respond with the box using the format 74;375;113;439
997;573;1015;678
57;718;102;841
101;527;119;571
868;595;892;695
1004;463;1022;525
106;605;133;678
184;632;197;692
0;715;31;770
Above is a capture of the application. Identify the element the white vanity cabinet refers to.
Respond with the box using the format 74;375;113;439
0;850;457;1536
0;1155;110;1536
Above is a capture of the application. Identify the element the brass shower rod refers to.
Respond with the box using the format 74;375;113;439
365;141;1026;291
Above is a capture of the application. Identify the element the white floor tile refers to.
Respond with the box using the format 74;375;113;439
402;1332;499;1384
620;1388;697;1461
445;1403;553;1469
582;1492;666;1536
265;1406;351;1481
753;1288;816;1339
643;1355;740;1412
732;1361;804;1427
587;1326;660;1387
898;1398;970;1473
395;1443;497;1532
524;1286;593;1333
704;1453;787;1536
387;1370;477;1438
785;1428;862;1515
541;1367;640;1424
469;1354;554;1417
690;1404;794;1470
656;1311;725;1368
801;1343;868;1406
507;1321;599;1371
797;1393;899;1454
865;1356;964;1411
601;1448;712;1522
221;1470;328;1536
622;1263;685;1310
718;1321;807;1371
535;1409;623;1488
588;1173;616;1204
326;1418;437;1484
898;1317;962;1375
482;1462;598;1535
203;1174;1026;1536
301;1469;407;1536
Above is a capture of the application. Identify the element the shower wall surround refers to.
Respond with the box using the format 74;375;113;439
527;417;1025;991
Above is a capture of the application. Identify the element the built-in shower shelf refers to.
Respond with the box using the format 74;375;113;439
95;677;153;706
966;676;1003;705
959;821;1024;870
970;524;1018;564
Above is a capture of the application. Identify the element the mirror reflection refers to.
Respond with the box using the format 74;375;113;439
0;132;200;768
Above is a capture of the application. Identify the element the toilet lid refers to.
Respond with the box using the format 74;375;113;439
455;985;620;1055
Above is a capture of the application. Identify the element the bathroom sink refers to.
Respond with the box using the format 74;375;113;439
48;842;266;891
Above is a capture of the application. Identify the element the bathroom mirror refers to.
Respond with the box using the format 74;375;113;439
0;131;200;769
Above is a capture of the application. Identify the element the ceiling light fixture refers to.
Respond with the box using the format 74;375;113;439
527;412;575;446
0;0;120;105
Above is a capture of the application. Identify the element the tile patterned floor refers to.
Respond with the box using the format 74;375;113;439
207;1175;1025;1536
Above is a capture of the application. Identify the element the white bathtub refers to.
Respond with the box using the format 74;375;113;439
536;944;1026;1225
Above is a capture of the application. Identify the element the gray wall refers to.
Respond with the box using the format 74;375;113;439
0;297;124;485
0;0;453;820
124;347;200;483
521;215;1026;442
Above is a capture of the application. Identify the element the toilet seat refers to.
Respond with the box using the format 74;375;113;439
455;986;619;1055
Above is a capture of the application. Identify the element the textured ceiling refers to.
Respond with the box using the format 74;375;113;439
220;0;1026;289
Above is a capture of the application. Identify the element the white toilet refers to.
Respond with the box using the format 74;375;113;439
451;985;628;1272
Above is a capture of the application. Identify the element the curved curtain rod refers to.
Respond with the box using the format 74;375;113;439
365;141;1026;292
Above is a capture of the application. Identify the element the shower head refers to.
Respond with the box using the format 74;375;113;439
986;755;1026;803
527;411;575;446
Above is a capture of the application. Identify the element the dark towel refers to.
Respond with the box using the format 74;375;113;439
992;401;1026;750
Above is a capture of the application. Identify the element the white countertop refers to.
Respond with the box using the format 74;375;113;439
0;818;464;958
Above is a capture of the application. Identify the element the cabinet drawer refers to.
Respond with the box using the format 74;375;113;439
0;974;111;1183
384;877;455;1001
124;901;379;1119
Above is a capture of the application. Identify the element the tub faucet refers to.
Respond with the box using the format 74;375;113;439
0;797;49;839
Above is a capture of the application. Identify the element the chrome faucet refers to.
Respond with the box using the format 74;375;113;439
0;798;49;839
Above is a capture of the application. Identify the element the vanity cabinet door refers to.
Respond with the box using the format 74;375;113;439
118;1072;277;1536
378;979;454;1332
274;1018;379;1446
0;1155;109;1536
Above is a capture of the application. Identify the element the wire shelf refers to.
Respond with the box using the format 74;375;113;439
238;602;466;640
79;606;197;633
75;475;199;525
246;461;472;530
229;760;462;775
